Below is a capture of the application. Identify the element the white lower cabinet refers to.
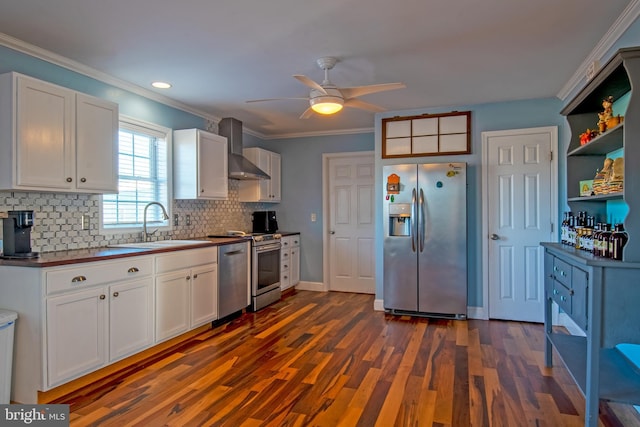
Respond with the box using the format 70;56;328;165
280;234;300;290
109;278;154;362
154;247;218;343
46;287;109;387
46;276;154;387
44;256;154;388
0;246;221;403
190;263;218;327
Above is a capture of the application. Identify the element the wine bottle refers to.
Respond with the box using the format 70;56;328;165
611;223;628;261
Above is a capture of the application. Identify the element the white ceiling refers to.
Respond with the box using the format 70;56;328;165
0;0;633;138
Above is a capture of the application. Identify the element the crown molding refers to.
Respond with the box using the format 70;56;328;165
0;32;374;141
557;0;640;101
0;32;222;122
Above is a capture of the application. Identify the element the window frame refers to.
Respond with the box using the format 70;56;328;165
99;115;173;235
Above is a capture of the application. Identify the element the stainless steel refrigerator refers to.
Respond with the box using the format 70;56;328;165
383;162;467;318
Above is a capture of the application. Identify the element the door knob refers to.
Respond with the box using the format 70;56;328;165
330;230;335;235
490;234;500;240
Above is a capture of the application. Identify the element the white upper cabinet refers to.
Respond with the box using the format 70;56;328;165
238;147;281;202
173;128;228;200
0;72;118;193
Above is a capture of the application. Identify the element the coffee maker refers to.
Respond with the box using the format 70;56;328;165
2;210;38;258
252;211;278;233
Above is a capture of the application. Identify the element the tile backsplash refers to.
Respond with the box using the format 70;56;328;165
0;180;267;253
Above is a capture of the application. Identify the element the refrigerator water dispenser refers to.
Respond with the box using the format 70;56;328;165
388;204;411;236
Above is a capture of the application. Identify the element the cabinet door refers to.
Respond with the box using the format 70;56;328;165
269;152;281;201
155;270;190;342
198;132;228;199
76;93;118;192
16;76;74;190
46;287;108;387
190;263;218;327
280;245;291;290
290;246;300;286
109;277;154;362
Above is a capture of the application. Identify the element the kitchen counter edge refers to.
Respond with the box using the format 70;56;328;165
0;237;247;268
541;242;640;268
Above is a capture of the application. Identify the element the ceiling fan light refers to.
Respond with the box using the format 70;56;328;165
310;95;344;115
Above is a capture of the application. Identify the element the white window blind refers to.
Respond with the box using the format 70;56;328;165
102;118;170;230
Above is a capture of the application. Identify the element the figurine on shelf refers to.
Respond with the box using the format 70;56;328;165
593;157;613;195
608;157;624;193
579;128;598;145
598;96;614;132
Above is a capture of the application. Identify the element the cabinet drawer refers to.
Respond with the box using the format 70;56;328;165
156;247;217;274
47;256;153;295
551;281;572;314
280;236;291;249
553;258;572;288
290;235;300;247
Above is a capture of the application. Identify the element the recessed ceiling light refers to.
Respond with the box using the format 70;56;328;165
151;81;172;89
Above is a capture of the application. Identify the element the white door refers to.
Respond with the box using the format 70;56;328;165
326;153;375;293
483;127;557;322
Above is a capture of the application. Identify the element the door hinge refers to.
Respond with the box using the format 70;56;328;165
549;151;553;161
551;222;554;233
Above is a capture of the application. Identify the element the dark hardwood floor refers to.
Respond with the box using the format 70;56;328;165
56;290;640;426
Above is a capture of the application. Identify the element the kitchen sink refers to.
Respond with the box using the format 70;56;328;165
108;239;211;249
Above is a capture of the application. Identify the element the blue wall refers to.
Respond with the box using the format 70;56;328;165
245;133;374;284
0;45;205;130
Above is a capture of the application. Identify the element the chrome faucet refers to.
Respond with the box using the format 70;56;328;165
143;202;170;242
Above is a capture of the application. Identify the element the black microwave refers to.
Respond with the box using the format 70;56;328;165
252;211;278;233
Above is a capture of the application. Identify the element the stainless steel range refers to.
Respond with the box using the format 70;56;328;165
209;231;282;311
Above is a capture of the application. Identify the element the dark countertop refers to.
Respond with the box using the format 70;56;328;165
278;231;300;236
0;237;247;268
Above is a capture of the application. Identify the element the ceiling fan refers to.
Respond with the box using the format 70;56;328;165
247;57;406;118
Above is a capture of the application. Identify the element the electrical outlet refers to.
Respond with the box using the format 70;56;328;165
173;214;179;226
186;214;191;226
311;213;317;222
81;214;90;230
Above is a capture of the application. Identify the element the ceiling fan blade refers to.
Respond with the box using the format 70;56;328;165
344;98;387;113
246;97;308;103
339;82;406;99
299;106;315;119
293;75;327;95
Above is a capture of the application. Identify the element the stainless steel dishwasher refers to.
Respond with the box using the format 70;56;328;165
218;241;250;318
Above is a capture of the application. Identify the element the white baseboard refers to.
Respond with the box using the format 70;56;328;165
295;281;328;292
466;306;487;320
374;299;384;311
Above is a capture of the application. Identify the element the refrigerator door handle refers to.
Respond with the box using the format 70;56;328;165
411;188;417;252
419;188;425;252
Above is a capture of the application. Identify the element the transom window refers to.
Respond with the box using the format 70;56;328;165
101;117;171;232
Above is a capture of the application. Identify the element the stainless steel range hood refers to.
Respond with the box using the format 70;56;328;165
218;117;270;180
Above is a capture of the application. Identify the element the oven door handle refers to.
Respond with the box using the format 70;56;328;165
254;243;281;252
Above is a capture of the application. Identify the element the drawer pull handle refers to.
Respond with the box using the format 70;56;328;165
80;177;87;183
553;289;558;295
569;289;575;296
113;292;119;297
100;294;106;300
186;276;191;280
66;177;73;183
128;267;140;273
560;296;567;302
72;276;87;283
560;271;566;277
193;274;198;279
553;266;558;271
284;264;288;269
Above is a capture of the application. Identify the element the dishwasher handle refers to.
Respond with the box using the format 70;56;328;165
223;250;244;256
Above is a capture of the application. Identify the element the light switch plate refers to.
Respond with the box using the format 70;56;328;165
81;214;90;230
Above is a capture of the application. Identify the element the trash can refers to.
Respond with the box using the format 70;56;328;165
0;309;17;404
